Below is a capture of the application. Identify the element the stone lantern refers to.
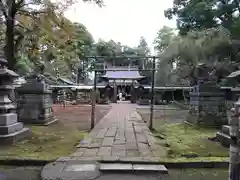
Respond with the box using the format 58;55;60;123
0;51;30;144
187;63;227;127
16;61;57;125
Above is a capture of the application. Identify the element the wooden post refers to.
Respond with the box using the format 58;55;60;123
130;80;135;103
149;56;156;131
91;70;97;130
113;80;117;103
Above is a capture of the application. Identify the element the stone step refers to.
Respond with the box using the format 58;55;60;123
216;132;231;147
99;163;168;173
0;127;30;145
42;161;168;180
0;122;23;135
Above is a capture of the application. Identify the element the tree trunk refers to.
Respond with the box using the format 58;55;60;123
5;19;15;70
4;1;16;70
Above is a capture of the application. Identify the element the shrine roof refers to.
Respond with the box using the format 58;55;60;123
58;77;75;85
101;67;145;80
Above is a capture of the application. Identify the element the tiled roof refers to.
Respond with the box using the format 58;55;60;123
58;77;75;85
102;68;144;79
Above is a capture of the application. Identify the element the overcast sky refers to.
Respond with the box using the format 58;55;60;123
64;0;176;53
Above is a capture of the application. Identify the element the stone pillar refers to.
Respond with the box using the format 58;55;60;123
217;88;240;148
16;75;58;125
187;81;227;127
0;52;30;145
228;95;240;180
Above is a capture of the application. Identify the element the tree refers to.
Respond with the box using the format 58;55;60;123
138;36;150;55
164;0;240;35
154;26;176;52
154;26;177;85
0;0;103;70
158;27;234;85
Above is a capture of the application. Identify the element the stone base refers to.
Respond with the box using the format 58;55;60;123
186;114;226;128
136;99;150;105
216;132;231;147
76;100;91;104
0;122;23;135
216;125;232;147
20;116;58;126
44;118;59;126
97;99;109;105
0;127;31;145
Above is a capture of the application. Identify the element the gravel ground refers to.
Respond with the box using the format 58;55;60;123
52;104;111;131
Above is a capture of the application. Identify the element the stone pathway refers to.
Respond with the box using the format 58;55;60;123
66;102;162;162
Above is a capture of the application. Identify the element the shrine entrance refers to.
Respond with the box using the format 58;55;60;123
85;56;157;130
116;83;132;101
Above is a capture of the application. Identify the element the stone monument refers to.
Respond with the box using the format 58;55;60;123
216;87;240;179
217;70;240;147
16;61;57;125
187;63;227;127
0;51;30;145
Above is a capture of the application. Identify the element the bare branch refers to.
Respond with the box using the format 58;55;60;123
14;33;24;53
17;9;47;16
18;2;38;8
15;23;33;32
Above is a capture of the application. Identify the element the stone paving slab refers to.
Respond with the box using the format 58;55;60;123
98;147;112;156
102;137;114;146
73;103;164;163
133;164;168;173
96;129;108;138
100;163;133;171
112;145;126;156
105;127;117;137
83;148;99;157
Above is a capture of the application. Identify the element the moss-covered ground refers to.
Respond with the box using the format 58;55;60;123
154;123;228;162
0;124;87;160
0;105;111;161
137;106;229;162
168;168;228;180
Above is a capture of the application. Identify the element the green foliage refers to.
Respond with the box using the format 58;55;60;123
165;0;240;36
154;26;176;52
154;26;178;85
0;0;103;72
154;25;234;84
95;37;150;67
15;55;34;76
